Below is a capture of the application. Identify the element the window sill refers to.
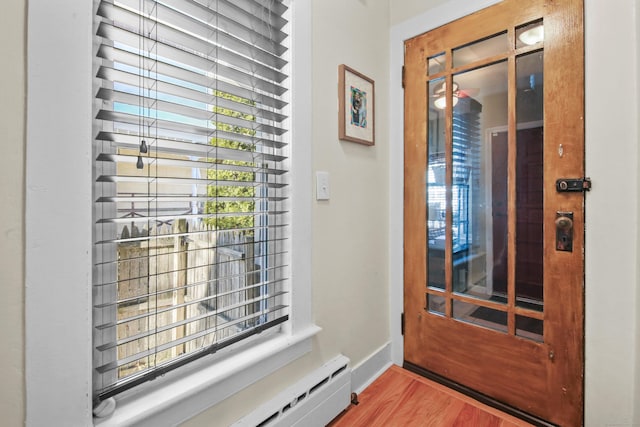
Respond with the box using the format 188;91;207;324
94;325;321;427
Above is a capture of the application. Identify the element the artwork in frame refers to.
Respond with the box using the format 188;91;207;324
338;64;375;146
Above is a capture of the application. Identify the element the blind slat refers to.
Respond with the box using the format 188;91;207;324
96;305;289;374
95;315;289;402
97;288;288;338
96;174;286;188
216;0;288;31
97;195;286;203
94;223;287;246
96;212;286;226
97;45;288;109
96;291;289;349
96;132;287;157
104;0;288;67
96;20;287;85
97;88;287;136
95;256;288;288
96;153;287;176
163;0;288;49
96;130;287;152
95;275;287;308
96;110;286;146
96;29;287;96
98;66;287;123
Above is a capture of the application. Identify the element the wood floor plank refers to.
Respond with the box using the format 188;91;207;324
329;365;534;427
393;381;467;426
339;368;412;425
450;403;503;427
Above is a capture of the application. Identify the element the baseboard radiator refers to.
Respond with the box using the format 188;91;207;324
232;355;351;427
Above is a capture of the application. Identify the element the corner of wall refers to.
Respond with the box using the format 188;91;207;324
350;342;393;393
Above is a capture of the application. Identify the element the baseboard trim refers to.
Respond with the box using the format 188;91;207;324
351;342;392;394
403;361;557;427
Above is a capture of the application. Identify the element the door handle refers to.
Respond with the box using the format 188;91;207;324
555;212;574;252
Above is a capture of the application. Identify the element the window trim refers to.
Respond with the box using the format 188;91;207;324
25;1;315;425
95;326;319;426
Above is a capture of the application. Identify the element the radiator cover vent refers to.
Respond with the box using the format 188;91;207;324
233;355;351;427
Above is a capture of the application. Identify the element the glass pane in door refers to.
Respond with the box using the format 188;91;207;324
515;50;544;312
516;315;543;342
516;20;544;49
428;53;446;76
453;299;508;333
427;78;446;291
453;32;509;68
449;61;508;304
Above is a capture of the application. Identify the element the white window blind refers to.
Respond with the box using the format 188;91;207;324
92;0;290;404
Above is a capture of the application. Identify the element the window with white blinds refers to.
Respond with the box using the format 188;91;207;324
92;0;290;404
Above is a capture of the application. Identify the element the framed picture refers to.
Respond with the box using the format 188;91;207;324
338;64;375;146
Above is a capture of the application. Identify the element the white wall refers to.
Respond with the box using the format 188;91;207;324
0;1;25;426
389;0;450;26
584;0;639;425
309;0;390;367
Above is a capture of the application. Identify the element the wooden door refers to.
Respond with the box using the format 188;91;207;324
403;1;584;425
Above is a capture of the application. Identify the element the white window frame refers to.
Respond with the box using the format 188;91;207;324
25;1;316;426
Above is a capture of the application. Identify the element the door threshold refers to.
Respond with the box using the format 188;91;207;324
403;361;558;427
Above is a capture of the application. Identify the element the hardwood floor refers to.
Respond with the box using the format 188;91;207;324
328;365;534;427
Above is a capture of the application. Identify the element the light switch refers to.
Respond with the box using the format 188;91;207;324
316;171;330;200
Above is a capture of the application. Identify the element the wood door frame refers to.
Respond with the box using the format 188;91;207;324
401;0;584;425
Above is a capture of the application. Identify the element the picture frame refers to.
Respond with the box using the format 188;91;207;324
338;64;375;146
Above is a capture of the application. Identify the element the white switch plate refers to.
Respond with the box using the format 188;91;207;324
316;171;330;200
